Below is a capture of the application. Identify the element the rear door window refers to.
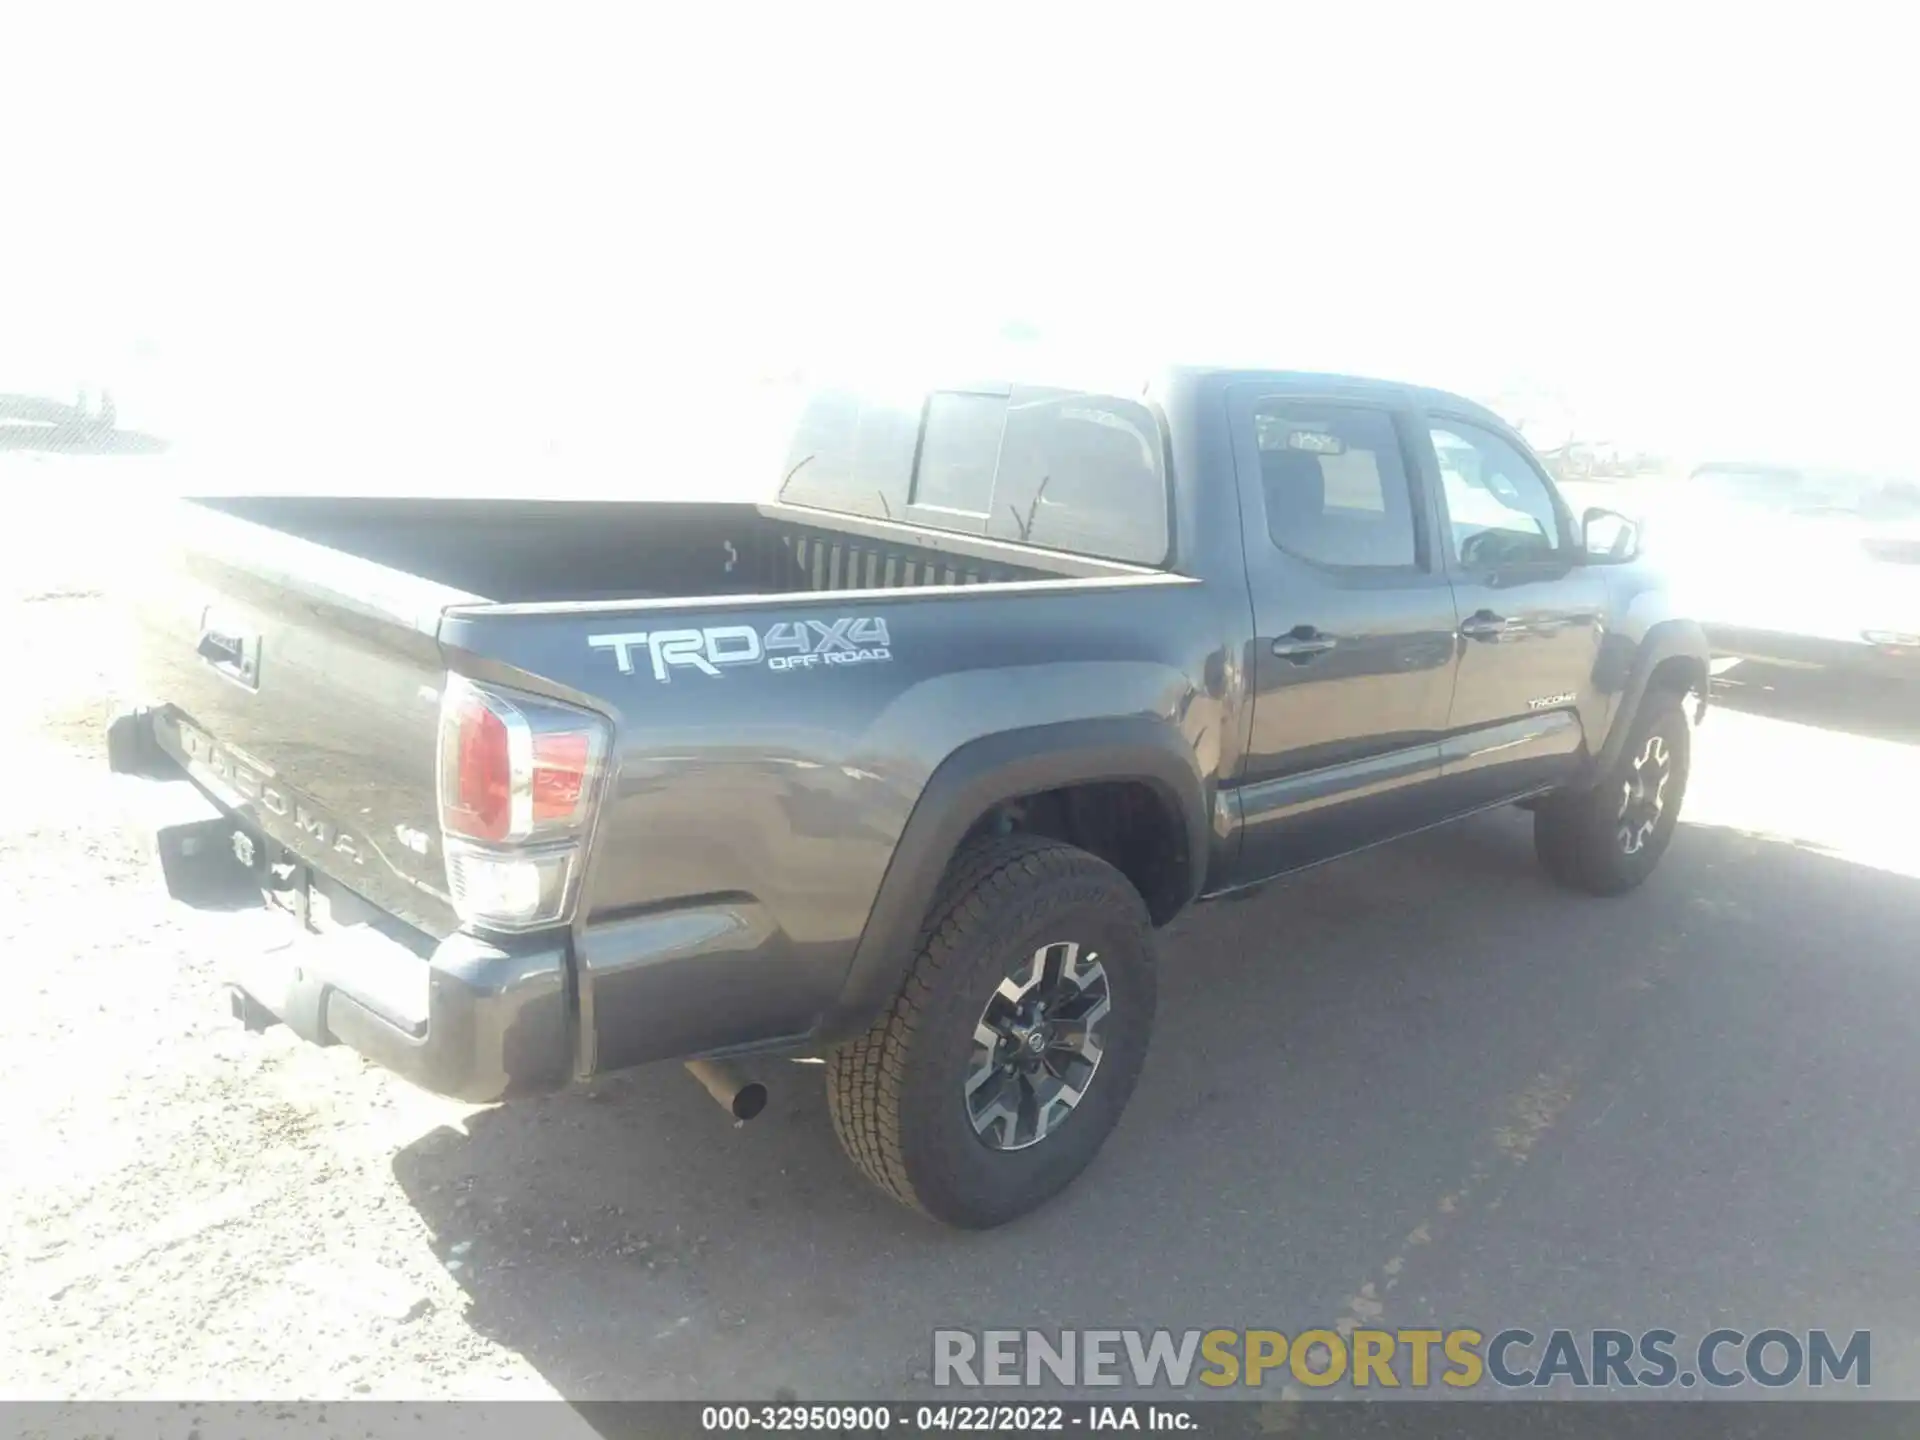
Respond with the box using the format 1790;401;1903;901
1253;403;1422;569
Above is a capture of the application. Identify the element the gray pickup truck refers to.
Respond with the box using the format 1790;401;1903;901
112;366;1709;1228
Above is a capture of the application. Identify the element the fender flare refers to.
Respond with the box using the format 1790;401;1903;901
817;716;1210;1042
1592;618;1711;774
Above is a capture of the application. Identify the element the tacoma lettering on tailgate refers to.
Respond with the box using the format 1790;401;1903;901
175;722;367;865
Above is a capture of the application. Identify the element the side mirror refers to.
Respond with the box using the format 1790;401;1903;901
1582;506;1639;562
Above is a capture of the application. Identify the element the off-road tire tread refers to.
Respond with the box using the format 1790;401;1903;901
826;834;1146;1219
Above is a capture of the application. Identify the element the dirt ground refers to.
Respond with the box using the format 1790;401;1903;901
0;467;570;1400
2;696;530;1391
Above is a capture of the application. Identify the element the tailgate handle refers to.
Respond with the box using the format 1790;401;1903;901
197;620;260;687
197;630;242;664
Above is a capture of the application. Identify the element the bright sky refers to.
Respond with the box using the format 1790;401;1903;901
5;5;1915;478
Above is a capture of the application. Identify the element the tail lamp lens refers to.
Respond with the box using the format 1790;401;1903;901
531;731;592;825
444;845;576;929
436;675;610;930
443;687;513;842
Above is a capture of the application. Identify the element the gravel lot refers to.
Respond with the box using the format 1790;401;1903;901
5;477;1919;1404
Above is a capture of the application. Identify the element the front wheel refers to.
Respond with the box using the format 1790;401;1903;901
1535;689;1691;895
826;835;1156;1229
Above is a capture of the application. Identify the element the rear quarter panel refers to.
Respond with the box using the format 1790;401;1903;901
438;575;1244;1067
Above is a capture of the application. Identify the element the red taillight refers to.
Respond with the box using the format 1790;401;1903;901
437;675;608;847
531;731;591;824
436;675;609;931
446;690;513;842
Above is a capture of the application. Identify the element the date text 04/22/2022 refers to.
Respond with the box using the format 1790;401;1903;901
698;1404;1195;1431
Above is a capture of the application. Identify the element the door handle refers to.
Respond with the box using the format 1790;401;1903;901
1271;630;1339;662
1459;611;1513;641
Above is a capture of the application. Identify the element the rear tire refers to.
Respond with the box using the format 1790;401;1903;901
1534;689;1691;896
826;834;1156;1229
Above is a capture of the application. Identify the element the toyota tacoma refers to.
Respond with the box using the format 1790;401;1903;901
110;366;1709;1228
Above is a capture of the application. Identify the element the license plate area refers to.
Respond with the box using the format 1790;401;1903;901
156;815;322;931
235;828;319;929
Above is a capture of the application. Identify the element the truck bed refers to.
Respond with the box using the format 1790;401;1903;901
140;492;1175;941
197;496;1096;604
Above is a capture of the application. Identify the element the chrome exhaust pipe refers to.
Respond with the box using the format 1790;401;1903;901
684;1058;768;1122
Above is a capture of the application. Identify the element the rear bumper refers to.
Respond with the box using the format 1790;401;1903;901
231;914;573;1104
112;719;573;1103
1708;625;1920;681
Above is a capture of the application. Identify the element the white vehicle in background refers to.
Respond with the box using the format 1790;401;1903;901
1649;462;1920;684
0;385;118;444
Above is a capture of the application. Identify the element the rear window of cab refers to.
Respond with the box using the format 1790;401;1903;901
777;383;1170;566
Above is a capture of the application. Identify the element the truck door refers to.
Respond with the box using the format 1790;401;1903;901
1417;414;1609;807
1225;387;1461;884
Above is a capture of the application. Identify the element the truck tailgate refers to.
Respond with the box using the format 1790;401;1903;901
134;502;467;936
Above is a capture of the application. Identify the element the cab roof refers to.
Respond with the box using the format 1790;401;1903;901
1164;364;1509;429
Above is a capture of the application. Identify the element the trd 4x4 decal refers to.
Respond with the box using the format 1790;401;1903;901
588;618;892;682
